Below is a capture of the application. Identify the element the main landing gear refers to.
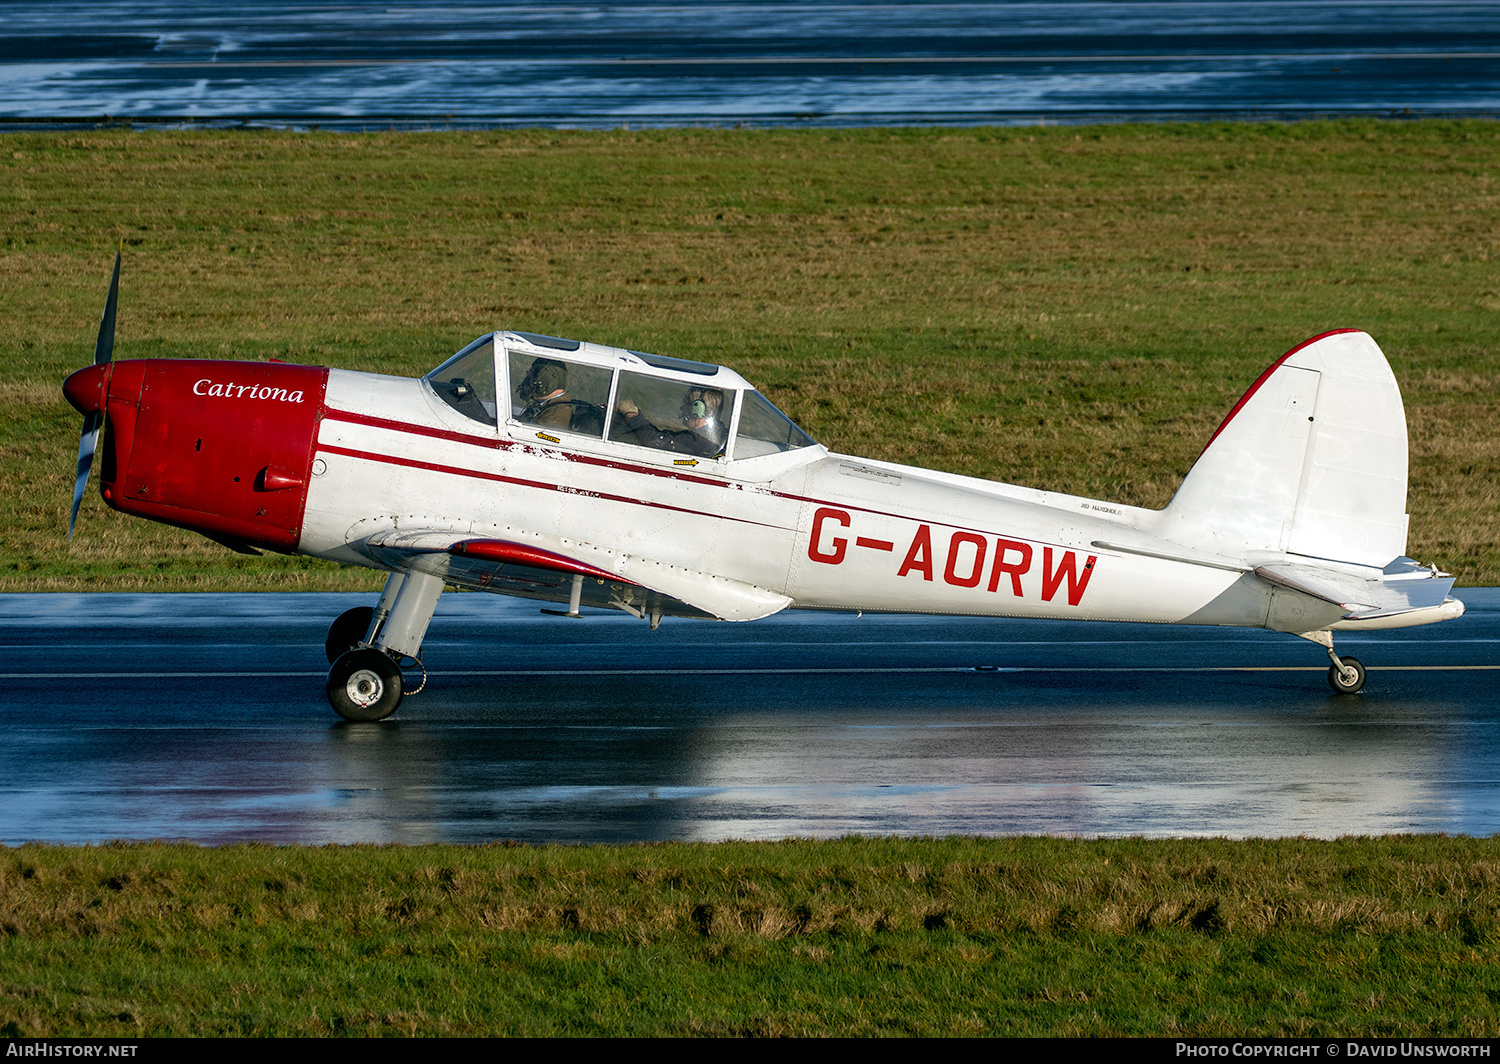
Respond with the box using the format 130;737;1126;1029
1299;630;1367;695
327;648;403;722
325;606;374;664
324;571;444;721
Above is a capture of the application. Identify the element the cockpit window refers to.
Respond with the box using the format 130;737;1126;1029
608;370;727;458
734;390;816;459
508;349;613;438
425;336;497;427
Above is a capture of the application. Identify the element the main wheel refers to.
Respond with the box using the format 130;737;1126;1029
1327;655;1367;694
327;648;403;721
325;606;375;664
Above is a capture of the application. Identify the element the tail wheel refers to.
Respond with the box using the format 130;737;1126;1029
325;606;376;664
327;648;403;721
1327;655;1367;694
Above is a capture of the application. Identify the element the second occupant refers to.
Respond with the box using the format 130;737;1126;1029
615;386;725;457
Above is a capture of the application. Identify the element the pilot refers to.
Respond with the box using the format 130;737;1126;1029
518;358;573;430
614;386;725;457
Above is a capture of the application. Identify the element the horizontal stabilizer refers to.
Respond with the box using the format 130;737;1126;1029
1253;557;1455;619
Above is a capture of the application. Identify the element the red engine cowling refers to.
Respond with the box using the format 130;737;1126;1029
78;359;328;553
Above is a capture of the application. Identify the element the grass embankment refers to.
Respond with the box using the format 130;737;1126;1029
3;121;1499;590
3;837;1499;1036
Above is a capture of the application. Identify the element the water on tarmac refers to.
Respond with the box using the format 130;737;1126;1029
3;590;1496;843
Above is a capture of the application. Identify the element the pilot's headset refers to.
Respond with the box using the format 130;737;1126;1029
523;359;567;402
686;388;722;437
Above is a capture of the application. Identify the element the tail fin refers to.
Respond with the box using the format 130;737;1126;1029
1162;329;1408;567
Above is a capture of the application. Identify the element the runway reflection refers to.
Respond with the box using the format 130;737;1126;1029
4;592;1495;843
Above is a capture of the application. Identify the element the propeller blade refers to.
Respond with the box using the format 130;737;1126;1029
94;247;120;366
68;410;101;541
67;248;120;541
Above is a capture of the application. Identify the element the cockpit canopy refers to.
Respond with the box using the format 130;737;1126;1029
426;335;500;424
423;332;817;462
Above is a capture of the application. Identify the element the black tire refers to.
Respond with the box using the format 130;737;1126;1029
325;606;375;664
327;648;403;721
1327;655;1367;694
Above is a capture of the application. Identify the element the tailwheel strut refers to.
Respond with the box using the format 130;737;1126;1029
1325;651;1366;694
1299;630;1366;694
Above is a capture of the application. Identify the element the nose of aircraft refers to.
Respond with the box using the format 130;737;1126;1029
63;362;111;416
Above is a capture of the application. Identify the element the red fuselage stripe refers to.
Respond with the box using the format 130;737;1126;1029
322;408;495;449
321;407;729;487
315;444;788;531
319;409;1084;553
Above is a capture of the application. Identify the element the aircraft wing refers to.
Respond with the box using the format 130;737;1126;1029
352;528;792;622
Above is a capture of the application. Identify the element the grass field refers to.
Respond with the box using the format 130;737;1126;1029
3;836;1499;1037
3;120;1499;590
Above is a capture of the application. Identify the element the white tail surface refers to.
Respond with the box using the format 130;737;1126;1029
1162;330;1409;567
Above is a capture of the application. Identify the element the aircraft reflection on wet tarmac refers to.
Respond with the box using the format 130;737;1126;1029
3;591;1498;844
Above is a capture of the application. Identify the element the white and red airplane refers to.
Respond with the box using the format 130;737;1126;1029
63;253;1463;719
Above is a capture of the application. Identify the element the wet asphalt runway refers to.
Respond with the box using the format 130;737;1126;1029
3;590;1497;844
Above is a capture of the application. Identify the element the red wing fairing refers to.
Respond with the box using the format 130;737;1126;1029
358;531;715;621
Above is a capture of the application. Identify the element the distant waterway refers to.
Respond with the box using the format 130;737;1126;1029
3;0;1500;129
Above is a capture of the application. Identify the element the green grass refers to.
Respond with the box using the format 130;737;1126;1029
4;837;1500;1036
4;121;1500;589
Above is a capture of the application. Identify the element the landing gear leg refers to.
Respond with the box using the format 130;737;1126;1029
324;570;445;720
1297;630;1366;694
